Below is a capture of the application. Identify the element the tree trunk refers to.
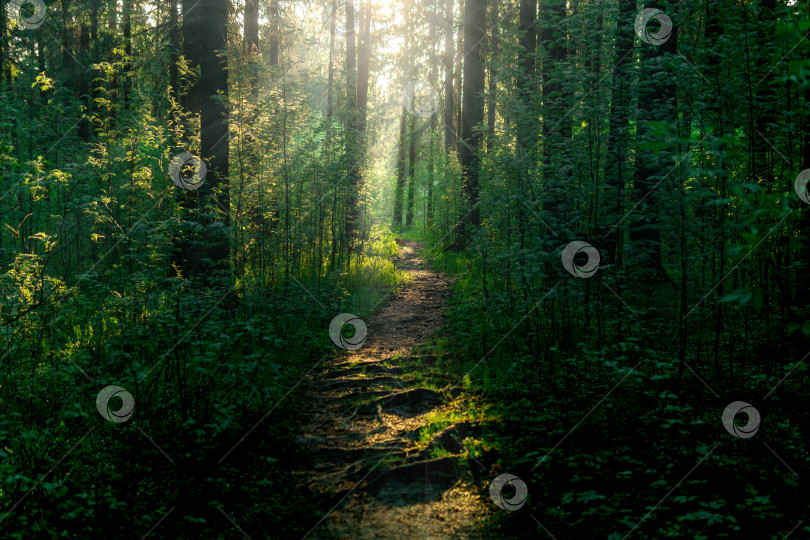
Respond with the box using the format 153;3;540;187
631;0;677;277
326;0;337;138
269;0;280;67
176;0;230;281
486;1;498;153
601;0;635;264
343;0;368;267
799;0;810;308
540;0;570;222
0;0;6;88
123;0;132;106
443;0;454;153
452;0;484;249
393;110;407;225
517;0;537;178
78;12;91;140
182;0;201;118
170;0;179;101
406;114;417;226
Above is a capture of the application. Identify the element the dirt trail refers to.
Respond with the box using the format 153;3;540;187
295;239;489;539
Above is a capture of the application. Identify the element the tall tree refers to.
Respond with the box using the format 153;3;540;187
269;0;280;66
393;110;408;225
486;0;498;152
452;0;485;249
0;0;6;87
406;114;417;226
123;0;132;106
443;0;454;153
343;0;370;266
601;0;635;265
539;0;570;223
799;0;810;308
244;0;259;58
170;0;180;102
177;0;230;281
631;0;677;277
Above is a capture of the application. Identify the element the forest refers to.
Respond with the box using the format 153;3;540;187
1;0;809;537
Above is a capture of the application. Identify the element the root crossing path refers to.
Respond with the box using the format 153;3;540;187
295;239;489;539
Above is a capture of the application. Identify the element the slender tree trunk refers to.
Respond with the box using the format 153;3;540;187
61;1;74;83
443;0;454;153
393;110;407;225
343;0;367;267
406;114;417;226
0;0;6;88
182;0;201;118
78;13;91;139
245;0;260;96
540;0;569;222
753;0;775;186
428;0;439;226
326;0;337;138
452;0;485;249
517;0;537;180
428;115;435;225
486;1;498;153
358;3;370;128
170;0;179;101
631;0;677;277
602;0;634;265
176;0;230;282
799;0;810;309
123;0;132;106
269;0;280;67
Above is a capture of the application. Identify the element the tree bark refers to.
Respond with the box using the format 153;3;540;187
452;0;484;249
601;0;635;264
269;0;280;67
631;0;677;277
540;0;570;221
406;114;417;226
393;110;407;225
443;0;454;153
486;1;498;153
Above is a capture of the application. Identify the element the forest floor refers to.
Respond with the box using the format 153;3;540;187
293;239;490;538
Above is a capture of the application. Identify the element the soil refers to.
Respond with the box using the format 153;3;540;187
294;239;490;539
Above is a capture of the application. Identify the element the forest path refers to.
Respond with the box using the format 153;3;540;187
294;239;489;539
